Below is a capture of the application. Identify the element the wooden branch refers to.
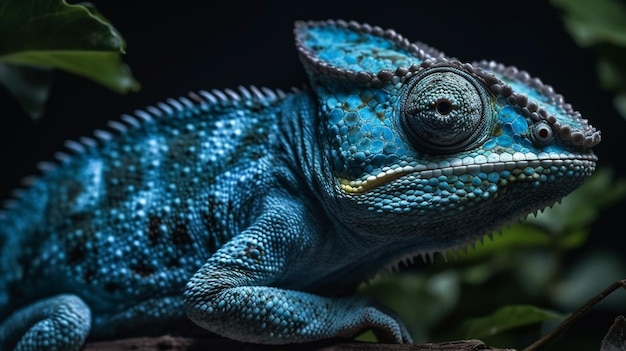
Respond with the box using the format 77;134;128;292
82;335;515;351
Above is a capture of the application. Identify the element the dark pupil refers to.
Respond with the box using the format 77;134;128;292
435;100;452;115
538;127;549;139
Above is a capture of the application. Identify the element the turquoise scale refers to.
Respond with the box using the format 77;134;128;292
304;26;419;73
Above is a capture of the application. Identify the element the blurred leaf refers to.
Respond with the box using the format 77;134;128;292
597;56;626;91
614;92;626;121
0;0;139;118
450;222;583;266
354;330;378;343
550;0;626;47
0;0;125;54
453;225;550;261
551;0;626;120
551;250;626;311
525;168;626;235
459;305;565;339
0;63;53;119
513;251;559;297
359;271;461;343
1;51;139;94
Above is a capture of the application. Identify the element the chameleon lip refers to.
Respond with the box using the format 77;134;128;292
339;151;598;194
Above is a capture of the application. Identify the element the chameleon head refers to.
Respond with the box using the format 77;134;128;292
295;20;600;251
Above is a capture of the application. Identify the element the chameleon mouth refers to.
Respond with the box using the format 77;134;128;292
338;151;598;194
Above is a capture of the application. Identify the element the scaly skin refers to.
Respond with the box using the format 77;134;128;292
0;19;600;350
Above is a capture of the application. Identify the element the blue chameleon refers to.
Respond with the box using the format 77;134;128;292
0;19;600;350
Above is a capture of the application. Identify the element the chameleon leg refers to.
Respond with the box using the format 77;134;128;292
183;195;413;344
186;280;412;344
0;294;91;351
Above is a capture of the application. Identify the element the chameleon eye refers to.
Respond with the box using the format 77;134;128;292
400;67;493;154
528;121;555;146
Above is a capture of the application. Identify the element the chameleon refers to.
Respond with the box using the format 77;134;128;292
0;19;600;350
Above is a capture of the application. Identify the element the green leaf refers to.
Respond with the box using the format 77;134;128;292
354;330;378;343
459;305;565;339
0;0;125;55
359;271;461;343
454;225;551;261
551;250;626;310
597;56;626;91
615;92;626;121
0;62;53;120
551;0;626;47
1;50;138;94
526;168;626;235
551;0;626;135
0;0;139;118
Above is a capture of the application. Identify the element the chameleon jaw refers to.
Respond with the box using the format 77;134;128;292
338;151;598;194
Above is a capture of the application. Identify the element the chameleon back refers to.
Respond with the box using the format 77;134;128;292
0;88;295;325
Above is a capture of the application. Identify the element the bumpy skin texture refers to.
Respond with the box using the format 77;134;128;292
0;20;600;350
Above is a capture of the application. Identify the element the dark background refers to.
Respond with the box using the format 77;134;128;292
1;0;625;348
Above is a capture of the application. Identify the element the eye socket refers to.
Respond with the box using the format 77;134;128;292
400;67;494;154
528;121;555;146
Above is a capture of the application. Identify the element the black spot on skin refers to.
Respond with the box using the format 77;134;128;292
204;197;221;230
67;212;91;226
83;266;96;283
67;241;87;264
167;257;181;269
17;248;33;275
148;215;162;246
241;130;266;148
66;229;98;265
199;212;219;253
104;282;121;293
172;223;192;246
130;262;155;277
250;151;265;159
63;180;84;203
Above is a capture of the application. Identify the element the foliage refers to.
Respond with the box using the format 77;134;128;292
0;0;139;119
551;0;626;120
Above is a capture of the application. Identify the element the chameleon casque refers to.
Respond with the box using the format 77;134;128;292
0;19;601;350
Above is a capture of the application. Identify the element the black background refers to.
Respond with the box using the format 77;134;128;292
1;0;625;347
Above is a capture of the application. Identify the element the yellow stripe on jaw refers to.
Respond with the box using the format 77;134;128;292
338;168;413;193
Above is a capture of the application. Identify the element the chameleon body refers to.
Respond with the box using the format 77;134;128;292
0;20;600;350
